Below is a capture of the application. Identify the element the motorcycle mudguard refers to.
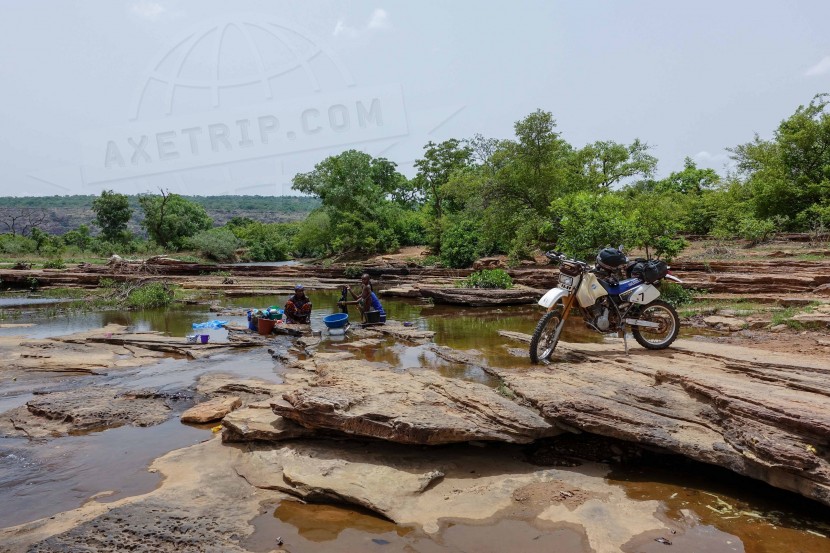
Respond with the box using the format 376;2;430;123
538;287;570;309
627;283;660;305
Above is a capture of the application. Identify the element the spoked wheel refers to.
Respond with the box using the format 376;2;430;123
529;305;564;363
631;300;680;350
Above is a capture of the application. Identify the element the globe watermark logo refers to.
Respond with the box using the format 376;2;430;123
31;15;461;194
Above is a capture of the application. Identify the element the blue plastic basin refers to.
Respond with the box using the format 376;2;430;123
323;313;349;328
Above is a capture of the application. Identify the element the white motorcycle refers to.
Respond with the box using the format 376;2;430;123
529;248;684;363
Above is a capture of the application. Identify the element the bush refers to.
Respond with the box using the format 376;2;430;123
737;217;775;246
653;235;687;262
293;211;333;258
458;269;513;289
42;258;66;269
126;282;174;309
343;264;364;279
440;218;482;268
230;222;295;262
658;282;693;307
189;228;239;262
0;234;37;255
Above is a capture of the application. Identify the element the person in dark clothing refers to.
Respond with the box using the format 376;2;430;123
284;284;312;324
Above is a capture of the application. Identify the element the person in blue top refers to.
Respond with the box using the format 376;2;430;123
341;273;386;324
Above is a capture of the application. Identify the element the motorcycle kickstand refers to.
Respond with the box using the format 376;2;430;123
619;328;629;355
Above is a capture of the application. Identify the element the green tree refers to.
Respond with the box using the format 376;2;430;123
413;139;472;249
138;189;212;249
92;190;132;243
550;192;637;261
291;150;414;256
577;139;657;190
656;157;720;194
730;94;830;226
63;224;92;252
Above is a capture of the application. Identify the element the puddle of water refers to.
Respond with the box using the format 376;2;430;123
0;419;208;528
245;501;588;553
609;462;830;553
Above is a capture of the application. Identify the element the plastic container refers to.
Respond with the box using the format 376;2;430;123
258;317;277;335
266;308;284;321
200;334;210;344
185;334;198;343
323;313;349;329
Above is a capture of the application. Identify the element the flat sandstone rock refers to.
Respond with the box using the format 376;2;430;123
271;356;557;445
180;396;241;423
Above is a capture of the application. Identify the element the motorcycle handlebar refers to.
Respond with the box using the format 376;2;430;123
544;250;591;268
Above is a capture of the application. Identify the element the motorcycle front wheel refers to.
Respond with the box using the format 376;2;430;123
631;299;680;350
529;304;564;363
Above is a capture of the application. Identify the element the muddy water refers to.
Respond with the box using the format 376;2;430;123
611;463;830;553
245;501;588;553
2;289;829;552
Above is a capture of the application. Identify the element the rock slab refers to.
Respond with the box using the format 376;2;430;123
272;357;558;445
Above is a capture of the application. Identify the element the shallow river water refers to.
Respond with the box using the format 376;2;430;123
1;290;829;552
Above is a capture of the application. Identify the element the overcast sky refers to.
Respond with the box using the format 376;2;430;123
1;0;829;197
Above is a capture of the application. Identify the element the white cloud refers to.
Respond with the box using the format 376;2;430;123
805;56;830;77
333;7;391;38
693;150;731;170
368;8;390;30
131;1;166;20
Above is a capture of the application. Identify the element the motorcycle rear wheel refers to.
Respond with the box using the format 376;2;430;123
631;300;680;350
529;304;564;363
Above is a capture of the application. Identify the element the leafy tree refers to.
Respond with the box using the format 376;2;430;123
577;139;657;190
656;157;720;194
413;139;472;248
92;190;132;243
63;224;92;252
291;150;413;256
628;192;687;260
730;94;830;226
138;189;212;249
550;192;637;261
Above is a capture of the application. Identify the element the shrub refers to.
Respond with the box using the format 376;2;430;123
189;228;239;262
126;282;174;309
98;277;118;288
42;258;66;269
737;217;775;246
658;282;693;307
343;264;364;279
231;222;295;262
440;218;482;268
293;211;333;258
0;234;37;255
458;269;513;289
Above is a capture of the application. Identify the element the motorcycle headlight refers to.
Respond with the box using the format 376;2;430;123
559;275;573;286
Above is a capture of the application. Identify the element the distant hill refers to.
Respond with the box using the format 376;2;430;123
0;195;320;235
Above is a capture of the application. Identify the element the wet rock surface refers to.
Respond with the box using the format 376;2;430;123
0;387;178;439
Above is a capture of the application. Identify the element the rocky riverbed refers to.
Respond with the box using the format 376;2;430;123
2;263;830;552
